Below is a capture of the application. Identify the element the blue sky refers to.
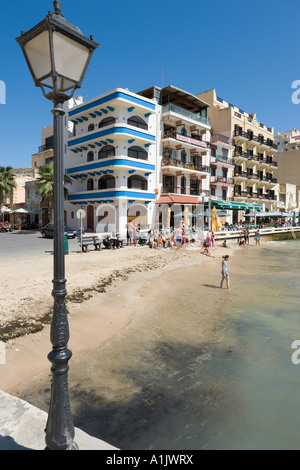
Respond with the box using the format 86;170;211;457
0;0;299;168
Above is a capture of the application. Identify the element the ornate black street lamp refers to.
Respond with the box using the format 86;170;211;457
16;1;98;450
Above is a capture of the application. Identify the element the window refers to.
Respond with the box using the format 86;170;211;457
98;145;115;159
180;126;187;136
127;115;148;130
222;189;227;200
163;175;175;193
87;151;94;162
128;175;148;191
181;150;187;165
88;124;95;132
128;146;148;160
98;175;115;190
99;117;116;128
87;178;94;191
45;135;54;150
190;179;199;195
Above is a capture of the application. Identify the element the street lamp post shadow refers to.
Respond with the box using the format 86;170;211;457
16;1;98;450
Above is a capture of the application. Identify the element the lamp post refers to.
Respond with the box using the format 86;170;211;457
198;192;211;231
16;1;98;450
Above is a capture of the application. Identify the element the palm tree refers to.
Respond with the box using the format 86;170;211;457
36;162;73;223
0;166;17;207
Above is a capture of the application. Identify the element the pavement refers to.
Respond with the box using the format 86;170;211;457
0;231;80;260
0;390;118;450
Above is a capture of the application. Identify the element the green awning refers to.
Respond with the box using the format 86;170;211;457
210;200;262;211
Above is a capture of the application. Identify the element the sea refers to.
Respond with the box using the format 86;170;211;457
17;239;300;450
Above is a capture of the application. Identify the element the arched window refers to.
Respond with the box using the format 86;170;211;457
87;151;94;162
87;178;94;191
128;175;148;191
128;145;148;160
247;129;253;140
180;126;187;136
88;124;95;132
98;145;115;160
98;175;115;190
99;117;116;128
127;115;148;130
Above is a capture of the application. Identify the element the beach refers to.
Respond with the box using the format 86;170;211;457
0;241;239;394
2;239;300;450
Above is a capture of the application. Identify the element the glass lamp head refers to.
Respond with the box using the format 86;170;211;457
16;1;99;102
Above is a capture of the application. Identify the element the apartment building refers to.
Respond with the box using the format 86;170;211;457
138;85;211;226
197;89;279;222
64;88;157;236
275;129;300;153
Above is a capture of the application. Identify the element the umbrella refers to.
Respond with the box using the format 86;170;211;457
11;208;28;214
1;206;11;213
184;206;190;228
211;206;221;232
174;211;195;217
167;207;171;228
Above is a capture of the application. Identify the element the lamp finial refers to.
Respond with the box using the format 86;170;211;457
53;1;62;14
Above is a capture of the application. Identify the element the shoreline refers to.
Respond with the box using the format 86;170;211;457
1;242;239;394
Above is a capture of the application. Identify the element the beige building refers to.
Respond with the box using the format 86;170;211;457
197;89;280;221
275;129;300;153
1;167;36;209
275;149;300;211
31;124;54;172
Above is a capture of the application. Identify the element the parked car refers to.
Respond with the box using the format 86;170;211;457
41;223;78;239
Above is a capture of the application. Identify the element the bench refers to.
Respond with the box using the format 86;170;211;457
78;236;102;253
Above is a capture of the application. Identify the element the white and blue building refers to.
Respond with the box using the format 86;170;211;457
64;88;158;237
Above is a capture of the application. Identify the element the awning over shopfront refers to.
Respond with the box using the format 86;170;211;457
210;200;262;211
244;211;291;218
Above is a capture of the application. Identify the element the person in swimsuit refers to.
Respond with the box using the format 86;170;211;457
255;229;260;246
220;255;230;289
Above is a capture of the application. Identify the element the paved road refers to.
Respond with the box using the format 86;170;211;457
0;231;79;260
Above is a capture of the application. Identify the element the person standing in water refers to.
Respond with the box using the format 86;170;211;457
221;255;230;289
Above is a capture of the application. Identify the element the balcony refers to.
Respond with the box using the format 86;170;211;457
233;129;248;142
162;103;211;127
266;158;278;168
212;155;234;166
162;129;208;150
233;171;248;181
210;176;234;186
233;129;278;150
233;150;248;161
211;134;233;147
162;158;210;174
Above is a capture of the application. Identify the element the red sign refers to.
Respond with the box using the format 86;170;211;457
176;134;207;148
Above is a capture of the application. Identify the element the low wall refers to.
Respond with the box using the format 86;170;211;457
214;227;300;243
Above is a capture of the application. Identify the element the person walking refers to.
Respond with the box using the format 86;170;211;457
220;255;230;289
255;229;260;246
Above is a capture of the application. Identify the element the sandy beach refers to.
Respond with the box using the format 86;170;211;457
0;241;240;394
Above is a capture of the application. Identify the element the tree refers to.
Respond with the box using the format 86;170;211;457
36;162;73;223
0;166;17;207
